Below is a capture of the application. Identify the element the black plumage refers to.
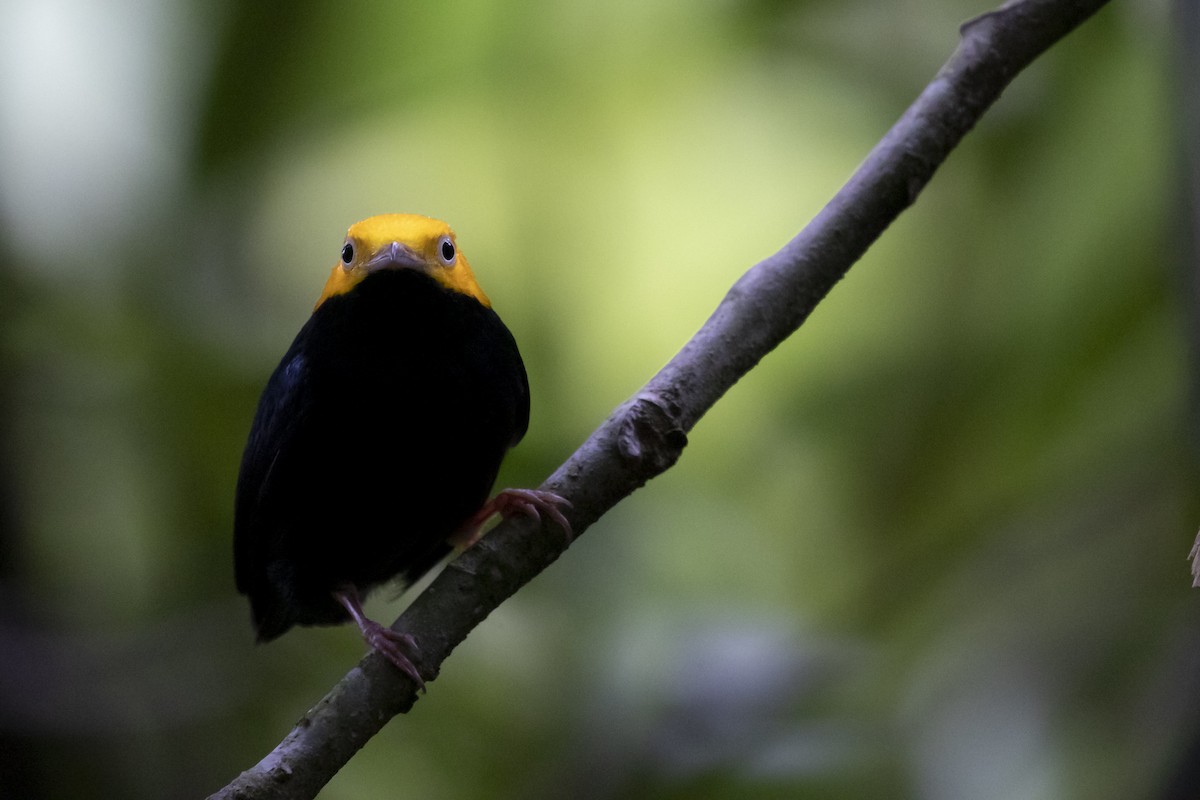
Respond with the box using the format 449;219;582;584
234;267;530;643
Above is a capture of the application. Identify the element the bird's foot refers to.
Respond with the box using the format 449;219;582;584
334;588;425;690
450;488;573;549
360;621;425;689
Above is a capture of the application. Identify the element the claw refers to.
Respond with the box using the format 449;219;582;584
334;588;425;690
451;488;573;548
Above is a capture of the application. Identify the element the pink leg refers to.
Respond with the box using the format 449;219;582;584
450;488;573;548
334;587;425;690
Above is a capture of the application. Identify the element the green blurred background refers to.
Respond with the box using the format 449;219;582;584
1;0;1195;798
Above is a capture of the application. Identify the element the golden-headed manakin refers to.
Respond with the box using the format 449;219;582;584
234;214;569;686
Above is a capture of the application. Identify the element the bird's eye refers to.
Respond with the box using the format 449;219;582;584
437;236;456;265
341;241;354;266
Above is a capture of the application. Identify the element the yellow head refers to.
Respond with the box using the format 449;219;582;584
315;214;491;310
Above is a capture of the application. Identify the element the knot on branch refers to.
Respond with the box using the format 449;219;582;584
616;392;688;474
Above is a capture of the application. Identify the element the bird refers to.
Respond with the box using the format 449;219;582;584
234;213;570;687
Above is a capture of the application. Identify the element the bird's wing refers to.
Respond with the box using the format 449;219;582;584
496;311;530;447
233;349;311;594
511;352;530;447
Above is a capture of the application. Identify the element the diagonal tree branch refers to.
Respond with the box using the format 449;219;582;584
209;1;1112;797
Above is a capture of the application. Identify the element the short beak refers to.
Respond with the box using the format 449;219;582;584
365;241;425;272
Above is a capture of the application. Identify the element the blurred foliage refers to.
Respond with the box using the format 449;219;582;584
0;0;1194;798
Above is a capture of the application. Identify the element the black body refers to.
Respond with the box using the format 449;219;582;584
234;269;529;641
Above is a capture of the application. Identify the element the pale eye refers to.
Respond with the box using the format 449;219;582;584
437;236;456;265
341;241;354;265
